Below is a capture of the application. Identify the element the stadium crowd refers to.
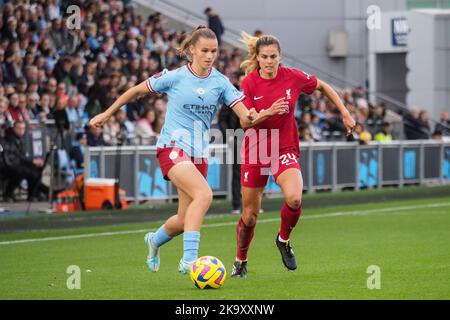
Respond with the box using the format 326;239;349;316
0;1;449;202
1;1;449;144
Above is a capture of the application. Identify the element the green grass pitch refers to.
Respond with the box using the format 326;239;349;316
0;196;449;299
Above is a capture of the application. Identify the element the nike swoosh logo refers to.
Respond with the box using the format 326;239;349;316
254;96;264;100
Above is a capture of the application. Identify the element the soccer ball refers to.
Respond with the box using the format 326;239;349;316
190;256;227;289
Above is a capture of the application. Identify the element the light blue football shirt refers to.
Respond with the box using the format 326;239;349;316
146;64;245;158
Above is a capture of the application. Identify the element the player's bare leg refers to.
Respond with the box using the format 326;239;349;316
167;162;213;274
164;188;192;236
144;182;193;272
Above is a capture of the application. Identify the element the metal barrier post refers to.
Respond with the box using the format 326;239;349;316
399;142;404;188
307;145;314;193
226;143;233;201
378;143;383;189
332;144;338;191
135;145;140;205
355;143;360;191
100;147;105;178
419;142;425;185
440;142;445;184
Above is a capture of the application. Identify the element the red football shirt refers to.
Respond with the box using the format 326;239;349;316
240;66;317;166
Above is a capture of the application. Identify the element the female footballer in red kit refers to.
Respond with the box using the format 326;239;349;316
231;32;356;277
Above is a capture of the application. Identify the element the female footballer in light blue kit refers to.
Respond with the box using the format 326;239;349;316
89;26;290;274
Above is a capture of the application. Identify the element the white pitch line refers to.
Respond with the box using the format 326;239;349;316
0;202;449;246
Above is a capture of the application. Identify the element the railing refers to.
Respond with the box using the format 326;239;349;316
85;140;450;203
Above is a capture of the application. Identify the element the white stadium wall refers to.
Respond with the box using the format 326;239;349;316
406;9;450;120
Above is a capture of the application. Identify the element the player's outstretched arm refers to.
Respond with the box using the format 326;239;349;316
89;80;150;128
232;99;289;128
316;79;356;136
231;102;257;128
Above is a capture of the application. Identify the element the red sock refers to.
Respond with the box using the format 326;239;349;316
279;202;302;241
236;218;256;261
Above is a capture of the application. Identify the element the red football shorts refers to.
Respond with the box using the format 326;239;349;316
157;147;208;181
241;149;301;188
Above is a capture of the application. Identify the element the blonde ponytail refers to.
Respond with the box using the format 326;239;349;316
240;32;260;76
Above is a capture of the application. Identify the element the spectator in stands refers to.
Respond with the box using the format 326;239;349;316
431;130;443;141
52;97;71;149
18;94;30;121
55;81;69;103
153;96;167;114
78;60;97;96
135;108;157;143
382;102;403;125
435;110;450;137
299;111;311;127
2;16;18;41
53;98;70;132
115;109;134;138
153;110;165;137
418;110;431;139
26;93;40;120
365;103;383;135
86;22;101;53
37;93;52;119
42;77;57;96
87;125;107;147
403;107;429;140
309;113;323;142
299;125;314;142
48;17;64;53
0;120;48;202
300;111;323;141
348;122;372;145
69;132;87;171
103;115;121;146
353;86;365;100
342;88;354;105
6;92;29;122
123;38;140;61
46;0;61;21
27;79;40;95
16;78;28;94
0;96;10;136
374;122;393;142
204;7;224;46
253;29;263;37
66;95;85;130
324;113;346;140
53;56;73;84
313;99;327;120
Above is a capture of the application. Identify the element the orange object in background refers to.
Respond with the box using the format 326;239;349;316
84;178;127;210
56;190;82;213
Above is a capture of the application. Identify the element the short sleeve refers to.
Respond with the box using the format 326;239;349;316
221;78;245;108
239;77;254;110
293;69;318;95
146;69;176;94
